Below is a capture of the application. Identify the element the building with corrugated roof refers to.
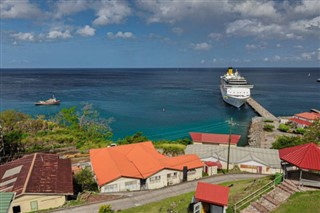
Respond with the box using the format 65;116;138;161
0;153;73;213
186;144;281;174
189;132;240;146
90;141;203;192
289;112;320;128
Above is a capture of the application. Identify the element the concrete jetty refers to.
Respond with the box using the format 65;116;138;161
246;98;277;121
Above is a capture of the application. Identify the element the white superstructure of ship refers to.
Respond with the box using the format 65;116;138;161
220;67;253;108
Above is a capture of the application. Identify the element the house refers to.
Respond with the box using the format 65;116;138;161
0;153;73;213
186;144;281;174
193;182;229;213
90;141;203;192
203;161;221;176
190;132;241;147
289;112;320;128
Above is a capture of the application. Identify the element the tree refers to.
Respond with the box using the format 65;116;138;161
55;107;79;129
0;131;24;164
74;168;98;192
117;132;148;145
272;135;304;149
303;119;320;143
0;110;30;132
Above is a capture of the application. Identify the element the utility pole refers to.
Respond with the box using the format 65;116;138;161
226;118;236;172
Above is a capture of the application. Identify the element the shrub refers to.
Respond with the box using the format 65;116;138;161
264;124;275;132
99;205;114;213
278;124;290;132
264;119;274;123
295;128;306;135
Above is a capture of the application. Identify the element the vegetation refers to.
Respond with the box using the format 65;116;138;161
272;119;320;149
99;205;114;213
272;191;320;213
263;124;275;132
278;124;290;132
0;104;113;163
74;168;98;192
264;119;274;123
116;132;149;145
121;177;272;213
294;127;305;135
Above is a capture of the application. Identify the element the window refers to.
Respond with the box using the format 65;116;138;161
188;169;196;174
125;180;137;190
150;175;161;182
105;184;117;192
30;201;38;211
12;206;21;213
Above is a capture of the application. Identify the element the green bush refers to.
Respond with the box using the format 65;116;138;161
278;124;290;132
295;128;306;135
264;119;274;123
99;205;114;213
263;124;275;132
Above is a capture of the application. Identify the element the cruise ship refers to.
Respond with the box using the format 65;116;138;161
220;67;253;108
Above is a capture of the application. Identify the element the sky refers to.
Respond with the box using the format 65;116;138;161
1;0;320;68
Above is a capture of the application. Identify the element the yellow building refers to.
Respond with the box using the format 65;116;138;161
0;153;73;213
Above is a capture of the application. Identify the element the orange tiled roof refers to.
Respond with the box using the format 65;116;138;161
90;142;203;186
294;112;320;121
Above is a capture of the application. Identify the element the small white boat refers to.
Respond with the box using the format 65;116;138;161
35;95;60;105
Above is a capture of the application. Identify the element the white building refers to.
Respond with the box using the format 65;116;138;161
186;144;281;174
90;142;203;192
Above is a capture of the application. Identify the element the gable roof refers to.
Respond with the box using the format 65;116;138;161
189;132;241;145
279;143;320;171
185;144;281;168
90;142;203;186
0;153;73;196
195;182;229;206
289;117;312;126
294;112;320;121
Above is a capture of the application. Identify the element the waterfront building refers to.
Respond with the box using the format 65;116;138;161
289;112;320;128
189;132;241;147
0;153;73;213
90;142;203;193
186;144;281;174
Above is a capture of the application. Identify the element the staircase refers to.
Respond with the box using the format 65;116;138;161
241;179;302;213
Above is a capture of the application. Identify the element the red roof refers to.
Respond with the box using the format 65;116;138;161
279;143;320;171
204;161;222;169
289;117;312;126
195;182;229;206
90;142;203;186
294;112;320;121
0;153;73;196
190;132;240;145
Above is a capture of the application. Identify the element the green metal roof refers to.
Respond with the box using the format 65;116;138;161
0;192;15;213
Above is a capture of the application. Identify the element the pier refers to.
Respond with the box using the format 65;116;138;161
246;98;277;121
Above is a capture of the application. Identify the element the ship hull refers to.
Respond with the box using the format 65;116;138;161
220;85;248;108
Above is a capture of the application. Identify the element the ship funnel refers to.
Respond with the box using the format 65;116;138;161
228;67;233;75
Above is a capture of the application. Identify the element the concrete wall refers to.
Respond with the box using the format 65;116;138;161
10;194;65;213
100;177;140;193
186;168;202;181
202;157;280;174
146;169;181;190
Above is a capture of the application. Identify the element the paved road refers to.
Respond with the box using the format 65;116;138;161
53;173;267;213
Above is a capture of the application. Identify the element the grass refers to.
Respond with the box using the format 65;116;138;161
272;190;320;213
120;176;273;213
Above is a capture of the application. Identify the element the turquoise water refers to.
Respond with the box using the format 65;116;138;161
1;68;319;145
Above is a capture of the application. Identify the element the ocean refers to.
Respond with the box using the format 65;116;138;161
1;68;319;146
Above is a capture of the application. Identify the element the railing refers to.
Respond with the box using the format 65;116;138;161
233;174;283;213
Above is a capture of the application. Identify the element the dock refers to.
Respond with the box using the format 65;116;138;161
246;98;277;120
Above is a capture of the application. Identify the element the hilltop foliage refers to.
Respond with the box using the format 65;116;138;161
272;119;320;149
0;104;113;163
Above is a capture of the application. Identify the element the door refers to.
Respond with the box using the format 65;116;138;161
194;202;202;213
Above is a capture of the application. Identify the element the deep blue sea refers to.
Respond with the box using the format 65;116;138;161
1;68;319;146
